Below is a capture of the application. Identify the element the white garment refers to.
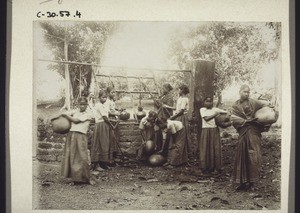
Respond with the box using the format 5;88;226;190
92;102;109;123
69;110;92;134
104;98;116;112
174;96;189;114
200;107;226;128
167;120;183;133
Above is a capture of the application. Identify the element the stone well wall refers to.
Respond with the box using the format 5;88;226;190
35;117;248;163
36;118;155;162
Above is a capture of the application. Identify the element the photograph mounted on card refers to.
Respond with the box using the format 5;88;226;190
8;0;291;212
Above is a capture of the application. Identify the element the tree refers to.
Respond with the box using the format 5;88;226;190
39;21;116;109
169;22;281;106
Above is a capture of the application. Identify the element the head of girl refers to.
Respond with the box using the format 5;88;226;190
203;97;213;109
147;111;158;123
239;84;250;101
106;86;116;101
78;97;88;112
156;117;168;132
162;83;173;95
178;84;189;96
98;90;107;104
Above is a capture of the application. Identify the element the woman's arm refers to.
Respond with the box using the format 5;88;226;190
163;104;176;110
140;130;146;142
169;109;184;120
102;115;114;128
108;110;120;116
61;114;82;124
203;111;220;122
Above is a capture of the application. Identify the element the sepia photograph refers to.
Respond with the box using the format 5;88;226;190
32;20;282;210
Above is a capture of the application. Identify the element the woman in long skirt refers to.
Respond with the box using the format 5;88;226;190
105;86;120;165
231;84;265;191
169;84;193;161
61;97;94;185
136;111;158;161
89;90;114;171
154;83;175;151
199;97;227;173
156;118;188;167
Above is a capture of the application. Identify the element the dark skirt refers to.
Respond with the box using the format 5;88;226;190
90;121;114;163
176;114;193;158
233;126;262;184
199;127;222;171
168;127;188;166
61;131;90;183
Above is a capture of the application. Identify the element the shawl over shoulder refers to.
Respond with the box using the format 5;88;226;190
231;98;264;133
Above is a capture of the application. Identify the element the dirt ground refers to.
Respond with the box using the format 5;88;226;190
32;127;281;210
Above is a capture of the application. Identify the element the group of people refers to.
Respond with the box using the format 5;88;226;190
60;83;269;192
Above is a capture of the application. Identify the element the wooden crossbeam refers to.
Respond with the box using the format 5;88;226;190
115;90;159;94
38;58;191;73
96;74;154;80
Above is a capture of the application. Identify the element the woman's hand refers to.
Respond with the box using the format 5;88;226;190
246;117;258;123
215;112;221;117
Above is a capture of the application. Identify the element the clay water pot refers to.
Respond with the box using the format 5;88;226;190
215;113;231;128
254;106;279;125
119;109;130;121
51;116;71;134
148;154;166;166
144;140;155;155
136;106;146;120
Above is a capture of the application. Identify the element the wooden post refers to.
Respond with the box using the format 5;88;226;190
63;39;72;110
79;66;82;97
188;59;215;139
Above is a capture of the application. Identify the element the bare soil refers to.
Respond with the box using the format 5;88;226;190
33;128;281;210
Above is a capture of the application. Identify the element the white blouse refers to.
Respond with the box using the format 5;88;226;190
175;96;189;114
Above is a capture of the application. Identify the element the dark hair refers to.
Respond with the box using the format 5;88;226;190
179;84;189;94
163;83;173;92
148;110;158;119
159;123;167;130
204;96;213;102
155;117;168;129
106;86;115;94
98;90;107;98
78;96;88;104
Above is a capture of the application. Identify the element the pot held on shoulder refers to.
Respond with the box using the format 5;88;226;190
51;115;71;134
215;113;232;128
254;106;279;125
